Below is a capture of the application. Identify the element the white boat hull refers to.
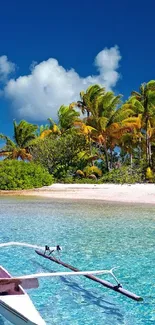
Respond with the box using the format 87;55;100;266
0;266;46;325
0;294;46;325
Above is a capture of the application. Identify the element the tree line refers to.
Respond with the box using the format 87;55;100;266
0;81;155;185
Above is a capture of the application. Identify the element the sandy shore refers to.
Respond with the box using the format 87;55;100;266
0;183;155;204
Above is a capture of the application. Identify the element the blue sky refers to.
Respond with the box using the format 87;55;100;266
0;0;155;137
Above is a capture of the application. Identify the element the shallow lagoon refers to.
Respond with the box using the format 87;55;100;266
0;197;154;325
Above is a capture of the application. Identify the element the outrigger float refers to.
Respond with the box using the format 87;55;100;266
35;248;143;302
0;242;143;325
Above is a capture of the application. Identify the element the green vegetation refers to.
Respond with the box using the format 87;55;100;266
30;130;88;179
0;81;155;188
101;166;144;184
0;160;53;190
0;120;38;160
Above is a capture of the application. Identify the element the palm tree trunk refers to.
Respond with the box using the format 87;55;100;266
110;149;113;169
88;135;92;156
145;94;150;166
130;153;133;168
139;137;142;160
146;117;150;166
103;145;110;172
149;141;152;167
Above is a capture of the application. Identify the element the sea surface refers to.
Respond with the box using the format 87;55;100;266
0;197;154;325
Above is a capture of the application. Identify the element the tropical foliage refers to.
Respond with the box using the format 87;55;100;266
30;130;88;179
1;80;155;188
0;160;53;190
0;120;38;160
40;105;80;138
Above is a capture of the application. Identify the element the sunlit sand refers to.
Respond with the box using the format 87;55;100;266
0;183;155;204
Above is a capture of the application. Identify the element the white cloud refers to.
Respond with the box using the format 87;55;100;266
95;46;121;88
4;45;121;121
0;55;15;81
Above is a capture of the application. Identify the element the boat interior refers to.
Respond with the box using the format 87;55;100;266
0;267;23;296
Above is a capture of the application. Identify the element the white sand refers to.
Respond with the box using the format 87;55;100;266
36;183;155;204
1;183;154;204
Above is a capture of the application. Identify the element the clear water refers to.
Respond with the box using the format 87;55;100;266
0;197;154;325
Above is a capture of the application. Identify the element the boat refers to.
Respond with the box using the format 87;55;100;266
0;265;46;325
0;241;143;325
0;265;129;325
0;242;62;325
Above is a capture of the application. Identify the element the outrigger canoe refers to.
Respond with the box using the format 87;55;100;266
0;241;143;325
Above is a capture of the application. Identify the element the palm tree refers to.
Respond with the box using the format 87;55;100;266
35;105;79;140
89;115;132;171
39;122;60;139
71;85;127;171
77;88;124;171
78;85;143;171
70;84;105;117
73;120;96;155
57;105;80;132
119;127;142;167
120;114;143;165
45;105;80;137
130;80;155;165
36;124;49;136
0;120;38;160
73;85;143;171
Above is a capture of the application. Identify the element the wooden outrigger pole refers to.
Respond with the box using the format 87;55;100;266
35;250;143;302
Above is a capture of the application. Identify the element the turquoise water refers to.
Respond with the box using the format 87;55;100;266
0;197;154;325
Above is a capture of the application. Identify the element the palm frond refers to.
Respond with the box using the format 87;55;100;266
0;134;16;148
48;118;55;128
147;80;155;91
99;117;108;130
40;130;53;139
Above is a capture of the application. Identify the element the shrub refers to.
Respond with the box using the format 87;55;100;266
0;160;54;190
101;166;144;184
61;176;74;184
30;131;88;178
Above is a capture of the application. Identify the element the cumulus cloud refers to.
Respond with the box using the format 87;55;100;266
4;46;121;121
0;55;15;81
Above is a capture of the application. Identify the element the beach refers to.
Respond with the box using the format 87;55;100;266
0;183;155;204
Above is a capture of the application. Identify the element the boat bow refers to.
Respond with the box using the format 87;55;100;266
0;294;46;325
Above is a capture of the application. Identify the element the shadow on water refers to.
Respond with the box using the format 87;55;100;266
32;260;124;321
0;316;5;325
